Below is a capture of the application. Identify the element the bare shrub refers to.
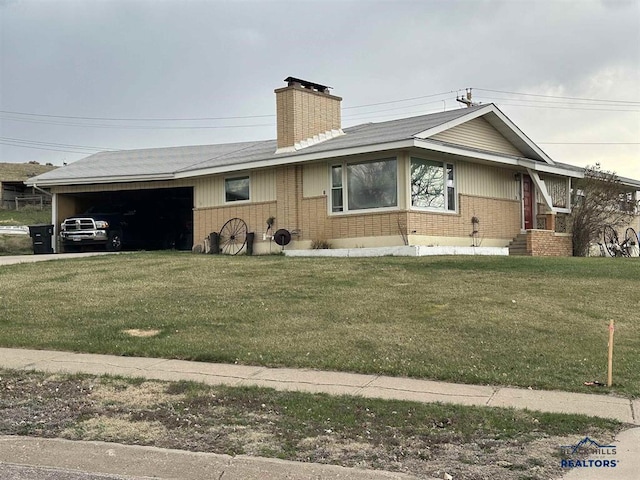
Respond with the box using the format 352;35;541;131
571;164;638;256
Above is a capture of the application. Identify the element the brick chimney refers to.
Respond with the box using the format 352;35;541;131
275;77;343;153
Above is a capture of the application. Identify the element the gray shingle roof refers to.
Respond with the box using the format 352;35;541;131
25;105;513;185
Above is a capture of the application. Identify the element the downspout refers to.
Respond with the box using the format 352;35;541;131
32;183;53;198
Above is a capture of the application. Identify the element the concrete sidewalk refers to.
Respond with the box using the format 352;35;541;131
1;348;637;424
0;251;124;266
1;348;639;479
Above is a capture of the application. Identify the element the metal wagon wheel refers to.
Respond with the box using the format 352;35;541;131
219;218;248;255
603;225;620;257
623;227;639;257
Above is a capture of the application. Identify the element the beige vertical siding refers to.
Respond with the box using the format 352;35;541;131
431;117;523;156
194;176;224;207
252;169;277;202
303;162;328;197
194;169;276;208
456;162;519;200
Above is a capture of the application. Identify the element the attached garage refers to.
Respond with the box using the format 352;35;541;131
53;181;194;252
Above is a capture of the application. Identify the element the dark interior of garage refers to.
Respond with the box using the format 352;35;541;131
66;187;193;251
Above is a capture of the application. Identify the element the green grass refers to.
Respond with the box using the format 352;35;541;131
0;207;52;255
1;253;639;396
0;206;52;226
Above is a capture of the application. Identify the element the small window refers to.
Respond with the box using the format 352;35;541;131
331;165;343;212
411;158;456;211
225;176;250;202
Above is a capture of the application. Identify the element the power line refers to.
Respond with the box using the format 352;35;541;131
342;91;454;110
3;86;638;155
0;116;275;129
478;101;640;113
0;141;97;155
343;99;452;119
473;95;640;109
2;87;637;129
0;136;117;151
0;91;456;122
538;142;640;145
473;88;640;105
0;110;275;122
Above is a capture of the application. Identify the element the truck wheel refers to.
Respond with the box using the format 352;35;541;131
106;231;123;251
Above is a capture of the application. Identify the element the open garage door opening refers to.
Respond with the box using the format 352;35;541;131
59;187;193;252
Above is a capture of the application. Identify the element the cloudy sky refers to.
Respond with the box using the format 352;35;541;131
1;0;639;179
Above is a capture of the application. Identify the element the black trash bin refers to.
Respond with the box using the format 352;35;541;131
208;232;220;254
246;232;255;255
28;224;54;255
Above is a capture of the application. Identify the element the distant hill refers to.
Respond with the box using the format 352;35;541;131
0;162;57;182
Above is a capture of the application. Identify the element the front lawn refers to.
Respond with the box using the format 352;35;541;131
1;253;638;396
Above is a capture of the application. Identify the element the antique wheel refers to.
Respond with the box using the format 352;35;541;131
624;227;639;257
603;225;620;257
219;218;247;255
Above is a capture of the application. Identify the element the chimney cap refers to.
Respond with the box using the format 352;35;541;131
284;76;332;93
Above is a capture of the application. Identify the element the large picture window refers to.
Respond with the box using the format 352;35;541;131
225;176;250;202
331;158;397;212
411;158;456;211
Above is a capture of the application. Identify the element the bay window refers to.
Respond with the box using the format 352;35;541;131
411;158;456;212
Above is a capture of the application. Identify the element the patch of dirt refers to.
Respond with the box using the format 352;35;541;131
122;329;161;337
62;415;169;444
90;379;178;408
294;432;574;479
0;370;621;480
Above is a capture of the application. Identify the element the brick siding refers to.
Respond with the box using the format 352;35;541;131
526;230;573;256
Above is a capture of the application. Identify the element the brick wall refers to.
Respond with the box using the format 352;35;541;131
276;165;301;233
526;230;573;256
193;201;276;248
194;171;535;251
408;195;521;241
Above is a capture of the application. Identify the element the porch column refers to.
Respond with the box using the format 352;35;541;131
545;213;556;232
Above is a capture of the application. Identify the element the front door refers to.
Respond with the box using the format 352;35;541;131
523;174;534;230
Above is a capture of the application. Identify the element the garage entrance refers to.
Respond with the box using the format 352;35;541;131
59;187;193;251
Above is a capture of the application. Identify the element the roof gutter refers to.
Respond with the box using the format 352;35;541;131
24;173;176;188
175;140;416;179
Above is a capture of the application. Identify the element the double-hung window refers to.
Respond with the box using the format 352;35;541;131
331;158;398;212
225;176;250;202
411;158;456;211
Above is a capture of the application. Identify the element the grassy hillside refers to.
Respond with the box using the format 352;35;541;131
0;162;56;181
